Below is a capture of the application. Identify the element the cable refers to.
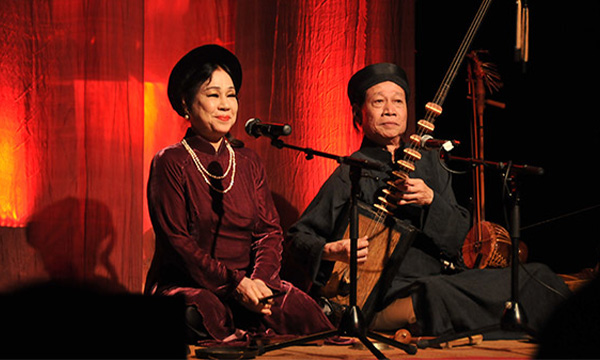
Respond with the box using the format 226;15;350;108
437;148;468;175
521;204;600;231
500;160;570;300
501;161;513;231
519;261;570;300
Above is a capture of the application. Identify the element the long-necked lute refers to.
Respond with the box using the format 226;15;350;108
462;51;527;268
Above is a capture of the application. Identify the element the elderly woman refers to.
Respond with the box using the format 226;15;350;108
144;44;333;343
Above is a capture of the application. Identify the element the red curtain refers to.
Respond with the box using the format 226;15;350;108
0;0;144;291
0;0;414;292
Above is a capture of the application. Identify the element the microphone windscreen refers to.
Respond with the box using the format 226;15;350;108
245;118;260;137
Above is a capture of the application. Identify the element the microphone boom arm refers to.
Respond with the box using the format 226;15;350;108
447;154;544;176
270;138;385;171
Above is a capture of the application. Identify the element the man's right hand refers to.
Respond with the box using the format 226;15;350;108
322;236;369;264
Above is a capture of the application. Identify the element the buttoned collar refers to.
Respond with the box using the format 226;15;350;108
182;127;227;155
359;137;404;166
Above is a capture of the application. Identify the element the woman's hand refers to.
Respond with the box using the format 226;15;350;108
322;236;369;264
234;277;273;315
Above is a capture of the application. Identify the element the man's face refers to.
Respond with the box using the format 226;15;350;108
360;81;408;145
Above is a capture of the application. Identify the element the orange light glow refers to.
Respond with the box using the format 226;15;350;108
143;82;161;233
143;81;188;232
0;89;34;227
0;136;20;226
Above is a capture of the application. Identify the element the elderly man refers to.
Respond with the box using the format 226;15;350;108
285;63;569;338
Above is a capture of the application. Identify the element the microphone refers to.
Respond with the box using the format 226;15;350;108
421;134;460;151
245;118;292;138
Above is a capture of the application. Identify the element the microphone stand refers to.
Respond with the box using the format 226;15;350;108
445;155;544;177
259;136;418;359
417;155;540;349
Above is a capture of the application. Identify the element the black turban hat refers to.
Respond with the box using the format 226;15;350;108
167;44;242;116
347;63;410;106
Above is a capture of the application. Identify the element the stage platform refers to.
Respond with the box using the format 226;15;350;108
190;338;537;359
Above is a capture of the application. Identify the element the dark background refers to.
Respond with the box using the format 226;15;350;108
415;0;600;273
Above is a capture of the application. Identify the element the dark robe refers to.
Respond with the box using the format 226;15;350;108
285;137;570;338
145;128;333;341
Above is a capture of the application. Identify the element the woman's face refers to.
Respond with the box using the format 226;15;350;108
187;67;238;145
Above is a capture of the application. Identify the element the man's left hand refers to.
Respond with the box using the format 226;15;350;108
391;178;434;206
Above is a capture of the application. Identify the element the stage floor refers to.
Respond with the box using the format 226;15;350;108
190;338;537;359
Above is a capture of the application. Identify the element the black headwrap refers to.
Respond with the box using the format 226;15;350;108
347;63;410;106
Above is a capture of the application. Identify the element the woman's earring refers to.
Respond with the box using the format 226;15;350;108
184;113;190;120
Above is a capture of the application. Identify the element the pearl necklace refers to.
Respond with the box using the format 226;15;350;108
181;138;236;194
